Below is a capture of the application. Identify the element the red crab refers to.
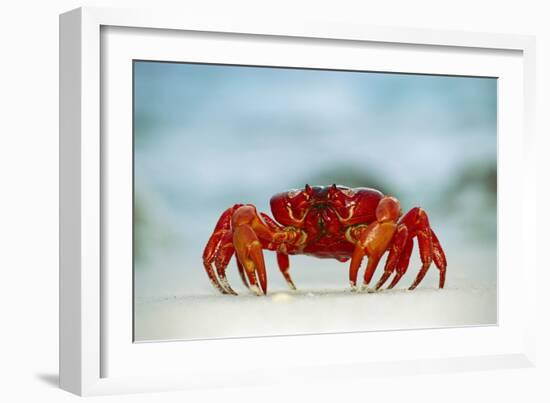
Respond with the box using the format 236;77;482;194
203;185;447;295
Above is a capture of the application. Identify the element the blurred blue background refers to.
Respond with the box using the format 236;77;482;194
133;61;497;299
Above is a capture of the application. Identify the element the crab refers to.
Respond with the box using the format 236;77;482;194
202;185;447;295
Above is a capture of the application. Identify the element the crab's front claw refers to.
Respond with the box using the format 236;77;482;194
233;224;267;295
231;205;272;295
203;203;302;296
348;219;397;291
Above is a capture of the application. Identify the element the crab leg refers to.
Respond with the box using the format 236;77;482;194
430;229;447;288
214;233;238;295
408;220;434;290
277;252;296;290
375;225;408;290
348;220;397;290
348;224;372;289
262;213;298;289
386;237;414;289
202;206;241;294
386;208;423;289
384;207;447;290
202;228;227;293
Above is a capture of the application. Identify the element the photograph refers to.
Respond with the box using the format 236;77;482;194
132;60;497;342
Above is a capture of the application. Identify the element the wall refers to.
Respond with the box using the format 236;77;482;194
0;0;548;402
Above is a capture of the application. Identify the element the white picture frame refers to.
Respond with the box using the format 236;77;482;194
59;6;537;396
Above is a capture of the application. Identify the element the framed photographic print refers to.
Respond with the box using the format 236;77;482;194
60;7;537;396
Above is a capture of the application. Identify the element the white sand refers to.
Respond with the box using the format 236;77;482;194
134;247;496;342
134;284;496;342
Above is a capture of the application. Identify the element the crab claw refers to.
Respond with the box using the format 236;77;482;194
348;218;397;291
233;225;267;295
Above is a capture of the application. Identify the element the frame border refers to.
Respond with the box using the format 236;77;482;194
59;6;537;396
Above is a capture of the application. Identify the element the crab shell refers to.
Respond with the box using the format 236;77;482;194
269;185;401;259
